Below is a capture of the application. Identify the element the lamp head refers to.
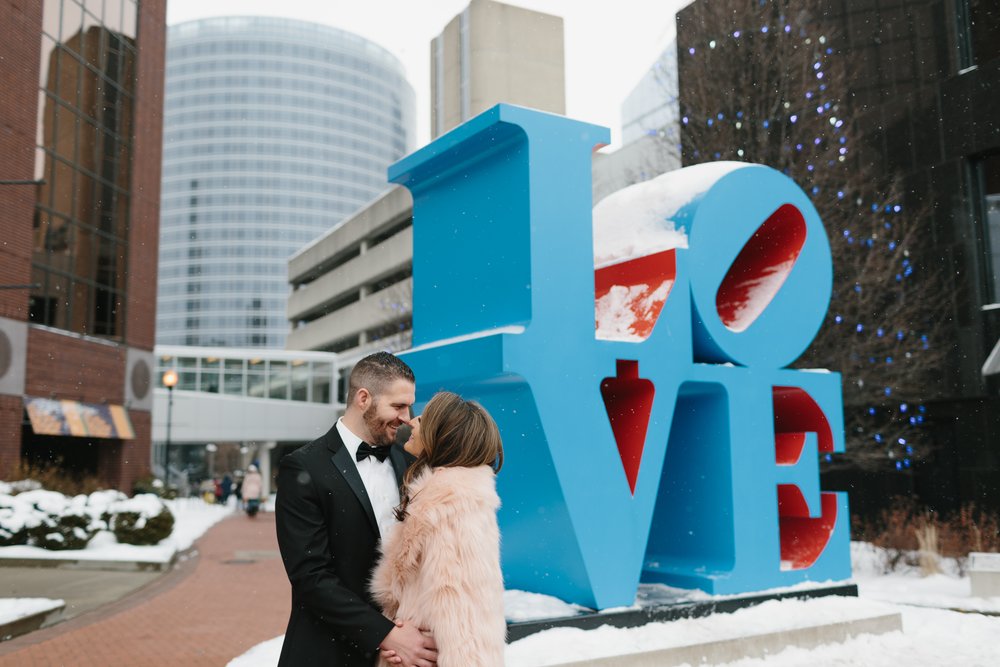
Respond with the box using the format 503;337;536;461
162;369;179;389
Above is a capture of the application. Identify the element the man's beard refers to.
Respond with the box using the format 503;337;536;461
362;401;395;447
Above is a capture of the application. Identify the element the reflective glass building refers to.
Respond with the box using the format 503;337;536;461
157;16;415;348
1;0;166;491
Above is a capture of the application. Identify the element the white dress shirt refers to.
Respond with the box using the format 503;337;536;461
336;418;401;541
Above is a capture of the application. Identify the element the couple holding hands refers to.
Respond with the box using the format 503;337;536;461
275;352;506;667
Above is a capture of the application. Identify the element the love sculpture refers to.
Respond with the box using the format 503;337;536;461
391;104;850;610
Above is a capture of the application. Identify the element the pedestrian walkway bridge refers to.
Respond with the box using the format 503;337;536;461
151;345;344;446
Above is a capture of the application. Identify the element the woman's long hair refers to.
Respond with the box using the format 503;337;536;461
395;391;504;520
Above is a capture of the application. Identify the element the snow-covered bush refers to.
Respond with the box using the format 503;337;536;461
0;488;130;550
0;485;177;550
103;494;175;546
0;479;42;495
0;489;104;550
27;512;101;551
0;494;31;546
132;472;169;497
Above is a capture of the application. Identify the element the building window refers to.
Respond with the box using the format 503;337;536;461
965;0;1000;66
29;0;138;340
981;153;1000;303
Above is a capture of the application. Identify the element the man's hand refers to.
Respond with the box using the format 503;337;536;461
380;621;437;667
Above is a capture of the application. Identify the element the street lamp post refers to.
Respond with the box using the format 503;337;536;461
162;369;178;488
206;443;217;478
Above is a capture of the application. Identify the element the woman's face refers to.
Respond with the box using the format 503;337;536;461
403;415;425;457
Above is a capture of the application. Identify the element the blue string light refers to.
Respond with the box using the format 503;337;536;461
689;26;932;473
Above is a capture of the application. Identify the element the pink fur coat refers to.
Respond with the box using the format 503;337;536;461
370;465;505;666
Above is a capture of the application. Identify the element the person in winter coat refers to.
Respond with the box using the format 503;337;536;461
220;473;233;504
370;391;506;667
242;464;264;517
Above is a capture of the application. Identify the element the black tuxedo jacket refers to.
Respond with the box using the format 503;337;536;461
275;424;414;667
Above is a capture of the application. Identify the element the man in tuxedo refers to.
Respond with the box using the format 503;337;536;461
275;352;437;667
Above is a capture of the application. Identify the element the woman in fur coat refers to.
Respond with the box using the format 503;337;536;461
370;391;506;667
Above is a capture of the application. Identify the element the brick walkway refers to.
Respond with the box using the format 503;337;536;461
0;511;290;667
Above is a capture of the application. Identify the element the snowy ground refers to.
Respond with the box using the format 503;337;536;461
3;494;998;665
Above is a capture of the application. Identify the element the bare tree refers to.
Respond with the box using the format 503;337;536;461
672;0;951;470
368;277;413;352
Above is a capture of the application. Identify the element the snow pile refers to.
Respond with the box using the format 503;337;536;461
0;489;125;548
592;161;744;268
504;589;590;622
227;636;284;667
162;496;235;552
505;596;896;666
0;479;41;495
0;598;64;627
105;493;171;530
851;542;1000;614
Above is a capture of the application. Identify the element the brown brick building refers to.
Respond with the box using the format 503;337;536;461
0;0;166;491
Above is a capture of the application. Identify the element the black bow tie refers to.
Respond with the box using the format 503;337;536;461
356;442;390;463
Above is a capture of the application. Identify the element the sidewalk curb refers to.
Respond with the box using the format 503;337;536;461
0;554;176;572
0;603;65;644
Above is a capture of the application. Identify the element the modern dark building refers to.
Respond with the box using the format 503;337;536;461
0;0;166;491
676;0;1000;515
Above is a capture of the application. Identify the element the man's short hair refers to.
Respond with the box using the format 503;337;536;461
347;351;415;405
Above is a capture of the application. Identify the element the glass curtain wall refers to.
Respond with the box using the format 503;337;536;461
30;0;139;339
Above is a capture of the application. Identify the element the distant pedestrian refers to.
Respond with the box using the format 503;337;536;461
221;473;233;504
200;478;215;504
242;464;264;518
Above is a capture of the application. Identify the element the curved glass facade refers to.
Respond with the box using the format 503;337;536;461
157;16;415;347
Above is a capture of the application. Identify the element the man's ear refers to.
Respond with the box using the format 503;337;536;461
355;387;371;410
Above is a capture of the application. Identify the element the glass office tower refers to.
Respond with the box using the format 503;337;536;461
157;16;415;347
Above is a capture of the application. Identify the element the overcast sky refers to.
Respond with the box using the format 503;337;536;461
166;0;692;148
